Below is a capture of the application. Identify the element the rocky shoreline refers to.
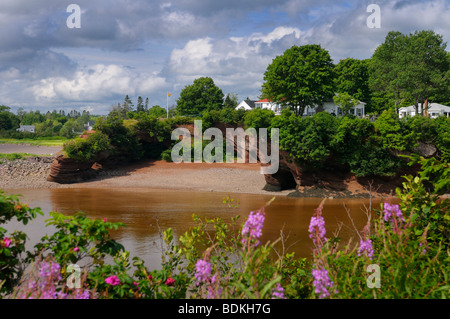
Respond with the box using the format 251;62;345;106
0;156;135;190
0;157;58;189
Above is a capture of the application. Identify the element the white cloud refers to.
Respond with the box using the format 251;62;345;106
166;26;302;97
0;0;448;111
32;64;167;103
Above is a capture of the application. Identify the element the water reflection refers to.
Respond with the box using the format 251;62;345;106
4;188;383;269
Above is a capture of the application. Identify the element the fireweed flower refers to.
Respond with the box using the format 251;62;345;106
271;283;286;299
40;261;61;281
312;267;334;299
241;209;265;246
16;258;92;299
383;203;404;224
195;259;212;285
308;207;327;248
75;290;90;299
105;275;120;286
358;238;374;259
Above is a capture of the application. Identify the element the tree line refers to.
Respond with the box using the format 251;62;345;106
174;30;449;117
0;106;97;139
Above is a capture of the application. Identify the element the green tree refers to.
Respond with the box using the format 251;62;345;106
136;96;145;113
21;110;45;125
333;92;360;115
224;93;238;109
369;31;406;112
262;44;335;116
398;30;450;116
176;77;224;115
0;106;20;131
333;58;371;106
123;95;134;113
148;105;166;118
369;30;449;115
59;119;79;138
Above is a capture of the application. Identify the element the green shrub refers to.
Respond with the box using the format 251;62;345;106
244;108;275;131
307;157;449;299
434;116;450;161
0;191;43;294
63;131;111;162
374;109;415;152
271;111;337;168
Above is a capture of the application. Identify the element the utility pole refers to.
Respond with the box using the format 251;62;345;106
167;93;171;119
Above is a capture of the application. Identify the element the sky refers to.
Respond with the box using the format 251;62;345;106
0;0;449;115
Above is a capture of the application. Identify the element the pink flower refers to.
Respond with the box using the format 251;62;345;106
358;238;374;259
312;267;334;299
73;247;79;252
309;202;328;249
105;275;120;286
3;237;11;248
148;275;152;281
241;209;265;246
195;259;212;285
165;277;175;286
383;203;404;223
103;218;107;222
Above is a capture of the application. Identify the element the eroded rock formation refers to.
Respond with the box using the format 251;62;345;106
47;155;102;184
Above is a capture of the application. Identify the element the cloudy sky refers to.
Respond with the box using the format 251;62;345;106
0;0;449;115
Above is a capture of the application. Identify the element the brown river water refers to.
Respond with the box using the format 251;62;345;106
4;188;383;269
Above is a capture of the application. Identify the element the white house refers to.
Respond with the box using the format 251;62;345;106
235;97;366;117
16;125;35;133
399;103;450;119
235;99;282;115
302;100;366;117
321;100;366;118
84;121;95;131
236;100;256;111
254;99;282;115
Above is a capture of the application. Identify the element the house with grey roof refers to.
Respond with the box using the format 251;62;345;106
399;103;450;119
16;125;35;133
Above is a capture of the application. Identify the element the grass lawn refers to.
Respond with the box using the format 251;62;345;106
0;153;52;161
0;138;68;147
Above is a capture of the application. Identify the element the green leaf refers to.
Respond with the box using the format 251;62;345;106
260;276;282;299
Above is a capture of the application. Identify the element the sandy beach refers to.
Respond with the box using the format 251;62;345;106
3;143;441;198
0;143;292;195
77;160;292;195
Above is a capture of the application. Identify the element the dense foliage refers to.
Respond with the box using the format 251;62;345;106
58;102;450;180
271;109;450;176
